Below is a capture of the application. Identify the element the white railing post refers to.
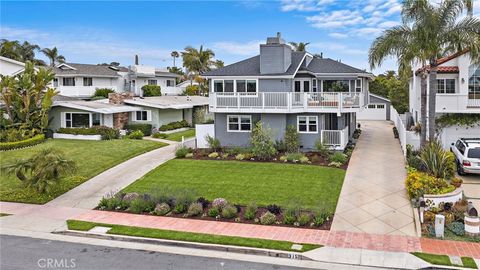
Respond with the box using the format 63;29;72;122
237;94;240;109
338;92;343;113
303;93;308;109
262;92;265;109
288;92;292;111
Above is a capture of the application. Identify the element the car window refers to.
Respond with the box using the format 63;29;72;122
457;142;465;155
467;147;480;158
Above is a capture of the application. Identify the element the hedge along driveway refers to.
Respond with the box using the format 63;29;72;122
123;159;345;212
0;139;167;204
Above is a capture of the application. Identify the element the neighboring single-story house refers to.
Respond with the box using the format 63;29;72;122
357;93;391;120
48;93;209;131
123;95;209;128
0;56;26;76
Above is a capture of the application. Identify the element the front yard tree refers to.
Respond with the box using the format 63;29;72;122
2;148;76;193
250;122;277;160
0;61;57;132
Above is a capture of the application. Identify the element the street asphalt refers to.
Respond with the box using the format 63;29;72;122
0;235;308;270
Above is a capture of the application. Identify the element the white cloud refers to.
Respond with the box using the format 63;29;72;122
212;40;262;56
378;20;400;28
310;42;366;55
328;32;349;39
280;0;335;12
306;10;364;28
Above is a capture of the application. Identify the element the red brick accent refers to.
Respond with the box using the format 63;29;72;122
113;112;129;129
108;92;133;105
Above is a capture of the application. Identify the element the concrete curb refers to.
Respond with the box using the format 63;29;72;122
412;206;423;237
54;230;312;261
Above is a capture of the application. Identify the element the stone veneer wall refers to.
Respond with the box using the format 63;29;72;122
108;92;133;129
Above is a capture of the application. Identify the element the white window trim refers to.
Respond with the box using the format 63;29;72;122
436;78;456;94
212;79;258;95
297;115;318;134
293;78;312;92
133;110;152;122
62;112;92;128
227;115;252;132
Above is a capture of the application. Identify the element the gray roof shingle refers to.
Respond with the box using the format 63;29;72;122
203;52;306;76
53;63;126;77
305;57;368;74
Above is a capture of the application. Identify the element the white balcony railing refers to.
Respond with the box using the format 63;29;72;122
210;92;362;112
321;126;349;150
467;98;480;108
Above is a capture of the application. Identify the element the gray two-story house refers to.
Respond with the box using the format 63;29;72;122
203;34;373;150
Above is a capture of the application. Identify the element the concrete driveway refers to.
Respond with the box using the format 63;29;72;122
331;121;416;236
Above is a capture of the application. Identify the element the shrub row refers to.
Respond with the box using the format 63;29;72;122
0;134;45;151
159;120;189;132
98;191;331;228
125;124;152;136
56;126;119;140
141;85;161;97
92;88;115;98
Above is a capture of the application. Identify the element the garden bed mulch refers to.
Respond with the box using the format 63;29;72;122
190;149;350;170
97;204;333;231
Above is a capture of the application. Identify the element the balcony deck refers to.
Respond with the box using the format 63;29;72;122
209;92;364;113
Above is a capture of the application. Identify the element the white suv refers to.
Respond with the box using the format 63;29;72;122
451;138;480;175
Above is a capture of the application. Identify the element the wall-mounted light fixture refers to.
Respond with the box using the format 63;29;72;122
462;78;465;84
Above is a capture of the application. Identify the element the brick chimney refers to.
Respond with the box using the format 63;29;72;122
108;92;133;105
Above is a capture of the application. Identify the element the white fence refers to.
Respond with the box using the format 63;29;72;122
195;124;214;148
390;106;408;156
321;126;349;150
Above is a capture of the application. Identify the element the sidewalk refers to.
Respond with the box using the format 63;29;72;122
2;201;478;260
46;139;194;209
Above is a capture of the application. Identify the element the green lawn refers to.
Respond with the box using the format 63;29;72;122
0;139;167;204
163;129;195;142
123;159;345;211
67;220;321;252
411;252;478;269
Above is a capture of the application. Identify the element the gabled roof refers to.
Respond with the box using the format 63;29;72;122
53;63;127;77
202;52;306;77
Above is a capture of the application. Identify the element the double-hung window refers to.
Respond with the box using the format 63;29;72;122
227;115;252;132
213;79;256;93
355;79;362;92
134;110;150;121
148;80;157;86
63;77;75;86
297;116;318;133
166;80;174;87
65;112;90;128
437;79;455;94
83;77;93;86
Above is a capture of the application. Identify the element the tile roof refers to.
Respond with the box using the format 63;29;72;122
53;63;127;77
415;50;469;75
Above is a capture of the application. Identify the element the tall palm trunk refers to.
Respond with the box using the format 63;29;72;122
428;60;438;142
420;71;428;147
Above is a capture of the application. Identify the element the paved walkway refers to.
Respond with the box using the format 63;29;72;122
331;121;416;236
46;139;194;209
2;201;478;259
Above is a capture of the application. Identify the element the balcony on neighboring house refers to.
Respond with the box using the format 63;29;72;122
209;92;364;113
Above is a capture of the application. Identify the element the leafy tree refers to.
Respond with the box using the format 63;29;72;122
171;51;179;67
369;71;409;114
0;39;45;65
0;39;21;60
214;60;224;68
0;61;57;132
250;122;277;160
2;148;76;193
284;125;299;153
289;42;310;52
41;47;66;66
167;66;184;84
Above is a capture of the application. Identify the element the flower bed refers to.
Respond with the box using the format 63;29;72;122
98;192;333;230
0;134;45;151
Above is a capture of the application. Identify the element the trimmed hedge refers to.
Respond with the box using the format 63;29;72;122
159;120;189;132
0;134;45;151
93;88;115;98
56;126;119;140
124;124;152;136
141;85;161;97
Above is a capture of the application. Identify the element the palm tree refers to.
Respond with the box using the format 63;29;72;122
2;148;76;193
171;51;179;67
0;39;21;60
370;0;479;146
214;59;224;69
18;41;40;62
403;0;478;142
289;42;310;52
182;45;215;75
41;47;66;66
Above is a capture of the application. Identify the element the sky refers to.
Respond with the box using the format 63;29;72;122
1;0;479;75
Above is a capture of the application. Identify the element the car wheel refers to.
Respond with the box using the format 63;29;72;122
457;161;465;175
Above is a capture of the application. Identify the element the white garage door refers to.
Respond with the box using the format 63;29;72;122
357;103;387;120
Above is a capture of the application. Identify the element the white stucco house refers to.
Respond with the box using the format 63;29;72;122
0;56;26;76
408;50;480;148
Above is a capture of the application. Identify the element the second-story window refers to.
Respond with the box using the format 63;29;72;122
246;80;256;92
437;79;455;94
63;77;75;86
323;80;349;92
312;80;317;92
236;80;246;92
83;77;93;86
213;79;256;93
148;80;157;85
224;80;234;92
214;80;223;92
355;79;362;92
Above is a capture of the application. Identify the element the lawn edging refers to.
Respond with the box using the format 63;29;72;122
411;252;478;269
65;219;321;255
